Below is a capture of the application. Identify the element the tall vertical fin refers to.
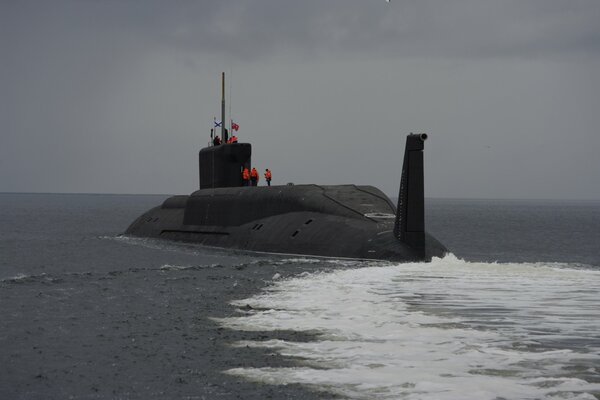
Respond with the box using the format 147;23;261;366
394;133;428;253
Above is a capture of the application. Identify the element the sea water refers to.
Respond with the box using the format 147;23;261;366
219;256;600;399
1;193;599;399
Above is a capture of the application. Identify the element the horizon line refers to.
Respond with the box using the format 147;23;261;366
1;191;599;203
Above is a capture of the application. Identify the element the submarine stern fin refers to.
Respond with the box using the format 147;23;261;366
394;133;428;254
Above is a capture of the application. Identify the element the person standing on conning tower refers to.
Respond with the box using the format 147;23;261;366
250;168;259;186
264;169;272;186
227;135;238;144
242;167;250;186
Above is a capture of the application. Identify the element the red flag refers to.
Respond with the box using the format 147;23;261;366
232;122;240;131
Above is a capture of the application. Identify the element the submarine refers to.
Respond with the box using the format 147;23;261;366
125;74;447;262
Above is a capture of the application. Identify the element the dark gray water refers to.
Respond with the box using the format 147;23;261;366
1;193;599;399
427;198;600;267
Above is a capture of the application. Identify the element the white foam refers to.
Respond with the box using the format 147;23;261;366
1;273;40;283
218;255;600;399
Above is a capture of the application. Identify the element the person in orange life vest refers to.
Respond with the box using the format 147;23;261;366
242;167;250;186
264;169;272;186
250;168;259;186
230;135;238;143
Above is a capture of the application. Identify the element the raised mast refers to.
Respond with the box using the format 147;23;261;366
221;72;227;143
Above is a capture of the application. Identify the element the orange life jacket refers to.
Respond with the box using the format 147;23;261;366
250;168;259;180
242;168;250;180
264;170;272;180
231;136;238;143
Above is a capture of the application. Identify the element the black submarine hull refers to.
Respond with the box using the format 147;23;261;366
126;134;448;262
126;184;447;262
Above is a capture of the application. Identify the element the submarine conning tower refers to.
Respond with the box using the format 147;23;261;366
199;143;252;189
198;71;253;190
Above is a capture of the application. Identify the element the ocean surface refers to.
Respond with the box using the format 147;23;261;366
1;193;599;399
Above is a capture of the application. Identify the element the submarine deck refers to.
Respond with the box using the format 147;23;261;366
179;184;398;227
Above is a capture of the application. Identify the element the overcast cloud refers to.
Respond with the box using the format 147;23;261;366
2;0;599;199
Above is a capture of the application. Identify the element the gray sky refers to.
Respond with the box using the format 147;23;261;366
2;0;599;199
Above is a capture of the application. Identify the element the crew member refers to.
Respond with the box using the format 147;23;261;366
230;135;238;143
250;167;259;186
213;135;221;146
264;169;272;186
242;167;250;186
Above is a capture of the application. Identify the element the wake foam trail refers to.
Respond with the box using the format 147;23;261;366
218;255;600;400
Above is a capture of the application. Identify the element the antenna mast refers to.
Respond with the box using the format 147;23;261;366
221;72;227;143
